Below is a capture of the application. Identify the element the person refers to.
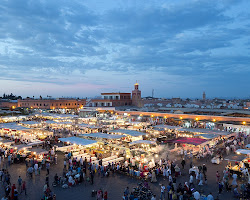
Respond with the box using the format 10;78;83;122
233;186;239;198
151;170;157;183
151;194;156;200
46;162;50;175
189;174;194;187
1;195;8;200
160;184;165;200
216;171;220;183
198;172;203;186
11;184;16;200
202;164;207;175
17;176;22;193
22;181;26;195
218;182;223;194
13;189;18;200
34;163;38;175
124;187;129;198
181;159;186;169
207;192;214;200
5;184;11;197
232;173;237;186
193;190;200;200
103;191;108;200
97;189;103;200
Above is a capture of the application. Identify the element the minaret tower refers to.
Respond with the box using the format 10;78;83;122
203;91;206;101
132;82;142;107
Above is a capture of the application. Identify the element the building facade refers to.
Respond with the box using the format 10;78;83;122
17;98;86;109
89;93;132;107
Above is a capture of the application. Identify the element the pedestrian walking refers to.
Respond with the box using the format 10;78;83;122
17;176;22;193
22;181;26;195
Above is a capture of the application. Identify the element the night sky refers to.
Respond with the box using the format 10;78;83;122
0;0;249;98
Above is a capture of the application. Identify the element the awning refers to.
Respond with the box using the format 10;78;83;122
59;137;97;146
81;133;126;139
109;129;146;137
0;123;30;130
130;140;156;145
153;125;180;130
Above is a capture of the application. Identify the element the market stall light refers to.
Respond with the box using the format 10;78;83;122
243;121;246;125
180;117;183;120
212;119;216;122
151;115;154;118
155;154;158;158
195;117;199;121
164;116;167;119
140;114;143;117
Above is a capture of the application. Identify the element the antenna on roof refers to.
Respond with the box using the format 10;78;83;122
152;89;154;98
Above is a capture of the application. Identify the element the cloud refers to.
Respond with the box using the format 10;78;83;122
0;0;249;97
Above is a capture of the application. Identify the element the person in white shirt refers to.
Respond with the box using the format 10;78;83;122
189;174;194;187
34;163;38;175
207;192;214;200
160;184;165;200
193;191;200;200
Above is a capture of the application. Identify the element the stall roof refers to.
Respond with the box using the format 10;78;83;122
178;128;230;135
20;121;40;125
224;154;247;162
235;149;250;155
10;144;32;150
130;140;156;145
197;133;219;139
30;148;48;154
153;125;180;130
166;137;207;146
81;133;126;139
109;129;146;137
59;137;97;146
0;123;30;130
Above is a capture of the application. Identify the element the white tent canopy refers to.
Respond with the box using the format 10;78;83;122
109;129;146;137
236;149;250;155
59;137;97;146
0;123;30;130
130;140;156;145
81;133;126;139
153;125;180;130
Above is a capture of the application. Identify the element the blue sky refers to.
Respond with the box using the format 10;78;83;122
0;0;250;99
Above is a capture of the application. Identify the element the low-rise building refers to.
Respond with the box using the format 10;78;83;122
17;98;86;109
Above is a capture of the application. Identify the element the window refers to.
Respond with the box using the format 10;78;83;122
75;103;76;105
52;104;53;106
60;104;61;106
69;103;70;106
40;104;42;106
66;103;67;106
44;104;46;106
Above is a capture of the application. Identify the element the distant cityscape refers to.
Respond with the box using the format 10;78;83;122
0;83;250;118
